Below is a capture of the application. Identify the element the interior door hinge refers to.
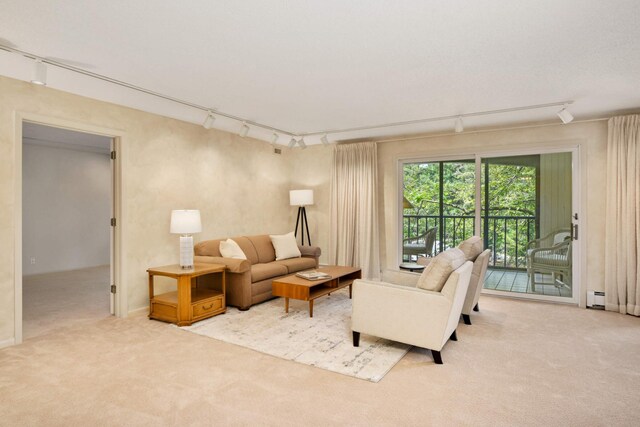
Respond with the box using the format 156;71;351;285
110;284;116;294
111;218;116;227
110;151;116;160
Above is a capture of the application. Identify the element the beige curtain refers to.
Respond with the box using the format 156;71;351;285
604;114;640;316
329;142;380;279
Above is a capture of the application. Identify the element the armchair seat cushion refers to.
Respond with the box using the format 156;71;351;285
417;248;466;292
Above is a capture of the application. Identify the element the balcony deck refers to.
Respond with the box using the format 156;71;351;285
483;268;571;297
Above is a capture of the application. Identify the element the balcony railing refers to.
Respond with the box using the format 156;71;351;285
403;214;536;269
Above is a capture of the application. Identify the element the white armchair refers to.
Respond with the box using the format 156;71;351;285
352;254;473;364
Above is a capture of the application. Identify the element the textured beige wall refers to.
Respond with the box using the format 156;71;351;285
0;76;293;342
288;145;333;265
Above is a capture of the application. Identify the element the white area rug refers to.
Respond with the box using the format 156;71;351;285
181;288;410;382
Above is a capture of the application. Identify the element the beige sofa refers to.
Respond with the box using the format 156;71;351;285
194;235;321;310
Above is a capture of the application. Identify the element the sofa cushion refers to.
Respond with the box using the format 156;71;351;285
247;235;277;263
251;263;288;282
219;238;247;259
194;239;224;257
232;236;259;265
458;236;483;261
269;232;302;260
416;248;466;292
272;257;317;274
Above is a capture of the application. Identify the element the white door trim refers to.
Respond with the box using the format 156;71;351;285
13;112;128;345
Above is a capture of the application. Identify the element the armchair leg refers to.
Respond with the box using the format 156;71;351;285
462;314;472;325
431;350;443;364
450;330;458;341
352;331;360;347
473;303;479;312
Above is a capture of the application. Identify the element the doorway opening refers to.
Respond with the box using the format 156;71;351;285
21;122;115;340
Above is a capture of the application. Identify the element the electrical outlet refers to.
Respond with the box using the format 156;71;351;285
30;257;36;265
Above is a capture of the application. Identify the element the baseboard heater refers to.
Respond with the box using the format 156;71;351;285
587;291;605;310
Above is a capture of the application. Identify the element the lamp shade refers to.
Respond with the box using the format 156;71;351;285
289;189;314;206
170;210;202;234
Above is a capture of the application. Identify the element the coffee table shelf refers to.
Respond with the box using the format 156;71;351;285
272;266;361;317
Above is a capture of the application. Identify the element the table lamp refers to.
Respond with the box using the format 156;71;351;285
289;189;313;245
170;209;202;269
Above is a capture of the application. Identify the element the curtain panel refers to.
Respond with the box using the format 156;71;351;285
329;142;380;279
604;114;640;316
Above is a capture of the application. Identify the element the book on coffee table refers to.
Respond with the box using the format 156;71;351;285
295;271;332;280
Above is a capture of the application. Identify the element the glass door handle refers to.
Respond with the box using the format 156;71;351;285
571;224;579;240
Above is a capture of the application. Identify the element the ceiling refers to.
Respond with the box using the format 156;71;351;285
1;1;639;145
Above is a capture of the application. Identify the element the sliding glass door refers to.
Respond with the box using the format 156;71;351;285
400;149;579;303
402;159;475;262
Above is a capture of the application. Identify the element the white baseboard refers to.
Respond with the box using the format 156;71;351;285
0;337;16;349
128;306;148;316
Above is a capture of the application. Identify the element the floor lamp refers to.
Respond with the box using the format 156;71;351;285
290;189;313;246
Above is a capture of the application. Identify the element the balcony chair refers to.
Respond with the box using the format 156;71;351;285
403;226;437;259
352;248;473;364
526;228;572;292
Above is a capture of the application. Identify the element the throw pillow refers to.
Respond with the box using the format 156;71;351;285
458;236;483;261
219;238;247;260
416;248;466;292
269;232;302;260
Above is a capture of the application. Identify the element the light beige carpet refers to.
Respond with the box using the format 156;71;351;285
22;265;111;339
182;289;410;382
1;295;639;426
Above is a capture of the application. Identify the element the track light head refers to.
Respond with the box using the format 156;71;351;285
454;116;464;133
239;122;250;138
288;137;297;148
31;59;47;85
271;133;279;145
298;138;307;149
557;107;574;124
321;135;329;145
202;111;216;129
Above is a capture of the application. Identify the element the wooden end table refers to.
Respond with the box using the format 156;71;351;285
271;265;361;317
147;263;226;326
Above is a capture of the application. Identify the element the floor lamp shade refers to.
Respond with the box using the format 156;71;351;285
289;190;313;245
170;210;202;268
290;189;314;206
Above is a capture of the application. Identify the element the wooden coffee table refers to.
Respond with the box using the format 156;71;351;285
271;265;361;317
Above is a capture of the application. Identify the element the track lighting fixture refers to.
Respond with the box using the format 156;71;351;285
271;133;279;145
31;59;47;85
557;106;574;124
454;116;464;133
298;138;307;149
202;111;216;129
321;135;329;145
288;137;297;148
239;122;250;138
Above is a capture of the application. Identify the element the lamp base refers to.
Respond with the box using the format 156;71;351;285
179;235;194;269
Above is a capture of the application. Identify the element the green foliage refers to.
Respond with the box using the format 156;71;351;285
402;158;538;267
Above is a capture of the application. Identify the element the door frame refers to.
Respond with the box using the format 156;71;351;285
396;140;586;306
13;112;127;345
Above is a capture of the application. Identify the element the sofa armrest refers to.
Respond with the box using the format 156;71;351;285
194;255;250;273
298;245;321;258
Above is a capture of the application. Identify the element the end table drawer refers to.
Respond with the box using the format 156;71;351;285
192;297;223;318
